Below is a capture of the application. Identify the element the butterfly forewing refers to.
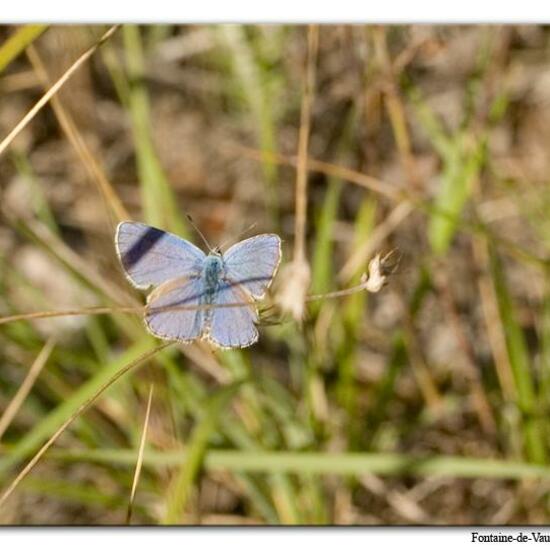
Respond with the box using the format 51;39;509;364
222;234;281;299
116;221;205;289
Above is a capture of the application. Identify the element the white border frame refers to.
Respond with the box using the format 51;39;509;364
3;0;550;24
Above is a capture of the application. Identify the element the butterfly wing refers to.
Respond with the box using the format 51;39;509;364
207;280;259;348
145;276;205;342
222;234;281;299
116;221;206;289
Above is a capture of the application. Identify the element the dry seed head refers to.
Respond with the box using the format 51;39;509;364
363;250;399;293
275;258;311;321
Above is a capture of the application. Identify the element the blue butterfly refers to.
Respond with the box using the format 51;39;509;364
115;221;282;349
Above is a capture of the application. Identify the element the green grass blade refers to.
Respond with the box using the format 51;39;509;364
0;25;47;74
336;198;376;435
162;381;243;524
409;85;486;256
0;339;158;478
311;179;342;301
428;137;485;255
365;268;432;449
162;358;280;523
408;84;452;158
122;25;187;235
218;25;279;220
540;283;550;412
50;448;550;481
489;246;547;463
21;476;128;510
11;152;58;234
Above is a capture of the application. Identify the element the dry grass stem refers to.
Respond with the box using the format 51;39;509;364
308;250;397;301
433;267;496;434
26;45;129;226
0;25;120;158
276;25;318;321
0;338;56;441
339;201;413;283
373;27;420;189
126;384;155;524
231;144;403;201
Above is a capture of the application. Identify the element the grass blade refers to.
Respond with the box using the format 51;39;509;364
218;25;280;219
0;25;119;158
26;45;130;225
51;448;550;481
489;246;547;463
0;337;55;441
0;24;47;74
0;341;170;509
126;384;154;524
163;381;243;524
122;25;187;235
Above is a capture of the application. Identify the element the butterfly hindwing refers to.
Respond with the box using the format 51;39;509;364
144;276;206;342
116;221;205;289
207;280;259;348
223;234;281;299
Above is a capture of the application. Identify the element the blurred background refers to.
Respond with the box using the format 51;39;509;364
1;24;550;525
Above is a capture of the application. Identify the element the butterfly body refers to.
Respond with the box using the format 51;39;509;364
197;253;226;327
115;221;281;349
202;253;224;295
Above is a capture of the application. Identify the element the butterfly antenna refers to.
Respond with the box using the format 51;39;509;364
186;214;213;252
218;222;258;251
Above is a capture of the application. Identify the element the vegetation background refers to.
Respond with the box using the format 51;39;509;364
1;24;550;525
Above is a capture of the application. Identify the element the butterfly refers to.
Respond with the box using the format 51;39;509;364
115;221;282;349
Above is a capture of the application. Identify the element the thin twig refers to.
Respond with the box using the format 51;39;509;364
306;279;382;303
0;302;271;326
229;144;404;201
0;262;397;328
0;25;120;158
339;201;413;282
0;306;138;326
